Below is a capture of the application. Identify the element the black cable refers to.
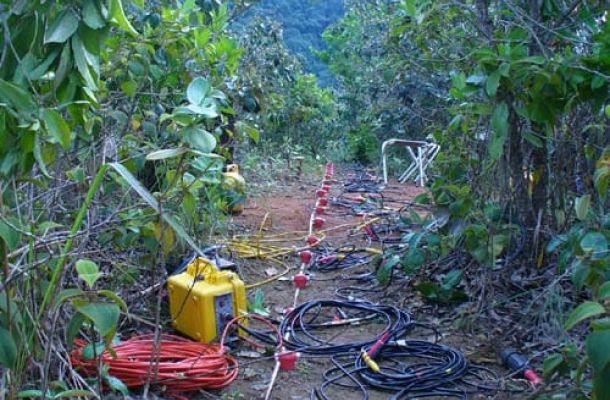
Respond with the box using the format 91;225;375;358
314;339;502;400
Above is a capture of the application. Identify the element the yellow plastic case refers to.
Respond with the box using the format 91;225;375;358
167;257;247;343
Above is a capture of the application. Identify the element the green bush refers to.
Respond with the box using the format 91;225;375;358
347;125;379;164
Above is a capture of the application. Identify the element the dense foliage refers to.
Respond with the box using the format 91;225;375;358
1;0;610;398
238;0;345;86
0;0;337;397
322;1;610;398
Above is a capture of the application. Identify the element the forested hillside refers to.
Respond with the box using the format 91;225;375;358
236;0;344;86
0;1;609;400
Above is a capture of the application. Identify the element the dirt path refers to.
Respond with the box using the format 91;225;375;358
215;171;508;400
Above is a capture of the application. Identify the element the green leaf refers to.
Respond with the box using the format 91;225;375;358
593;365;610;400
81;342;105;360
65;312;86;347
592;318;610;331
489;102;509;160
44;9;79;43
249;289;270;317
182;104;218;118
605;104;610;119
75;259;101;289
378;254;400;284
120;80;137;97
72;35;98;90
543;353;564;378
594;166;610;198
55;390;96;399
187;77;211;106
0;327;17;369
486;70;501;96
565;301;606;331
402;248;425;274
0;79;36;114
546;235;566;253
97;290;128;312
105;375;129;395
415;282;440;300
0;220;21;251
516;55;546;65
575;194;591;221
34;137;52;178
441;269;462;290
83;0;106;29
580;232;608;254
109;0;138;36
29;49;61;80
57;288;85;304
523;130;543;148
586;330;610;371
42;109;72;150
599;282;610;300
145;148;187;161
74;301;120;339
183;127;217;153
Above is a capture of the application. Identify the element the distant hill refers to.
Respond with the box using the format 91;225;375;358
235;0;345;86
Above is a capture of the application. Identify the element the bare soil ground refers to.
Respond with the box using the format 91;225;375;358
209;171;520;400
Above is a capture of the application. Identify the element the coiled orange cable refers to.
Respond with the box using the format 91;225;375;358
71;334;238;394
70;315;281;398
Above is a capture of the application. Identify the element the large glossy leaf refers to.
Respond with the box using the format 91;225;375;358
187;77;211;106
0;79;36;114
489;102;508;160
72;35;98;89
44;9;79;43
42;109;72;150
587;330;610;372
83;0;106;29
0;327;17;369
109;0;138;36
565;301;605;330
183;127;217;153
74;301;120;338
580;232;608;254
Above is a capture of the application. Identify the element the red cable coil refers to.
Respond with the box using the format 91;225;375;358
71;334;238;392
70;315;281;397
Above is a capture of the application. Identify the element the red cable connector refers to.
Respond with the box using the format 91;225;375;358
315;206;326;215
306;235;321;246
317;198;328;207
316;189;327;198
299;250;313;264
313;217;325;229
293;273;309;289
278;350;299;371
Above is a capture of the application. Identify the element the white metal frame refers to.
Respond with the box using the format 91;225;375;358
382;139;440;186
